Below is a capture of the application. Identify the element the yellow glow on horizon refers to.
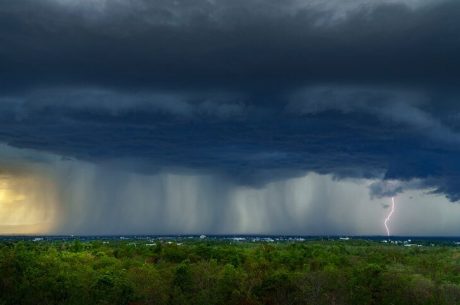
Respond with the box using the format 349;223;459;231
0;174;59;235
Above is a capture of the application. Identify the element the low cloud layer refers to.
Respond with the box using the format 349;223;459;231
1;86;460;201
0;86;460;201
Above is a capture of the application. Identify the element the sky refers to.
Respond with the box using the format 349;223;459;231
1;0;460;235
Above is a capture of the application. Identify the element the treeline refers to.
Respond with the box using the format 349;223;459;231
1;240;460;305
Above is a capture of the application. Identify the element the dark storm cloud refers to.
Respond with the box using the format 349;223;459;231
1;0;460;202
1;0;460;93
2;87;460;201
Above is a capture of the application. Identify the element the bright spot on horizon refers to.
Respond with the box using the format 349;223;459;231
0;174;58;234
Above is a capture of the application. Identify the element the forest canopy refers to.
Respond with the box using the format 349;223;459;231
1;239;460;305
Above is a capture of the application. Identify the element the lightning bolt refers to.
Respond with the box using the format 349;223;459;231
384;197;396;237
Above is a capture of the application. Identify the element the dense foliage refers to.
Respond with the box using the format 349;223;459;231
1;239;460;305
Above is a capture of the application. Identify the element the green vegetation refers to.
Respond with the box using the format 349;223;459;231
1;239;460;305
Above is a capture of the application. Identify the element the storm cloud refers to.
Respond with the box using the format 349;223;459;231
1;0;460;93
1;86;460;201
1;0;460;235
